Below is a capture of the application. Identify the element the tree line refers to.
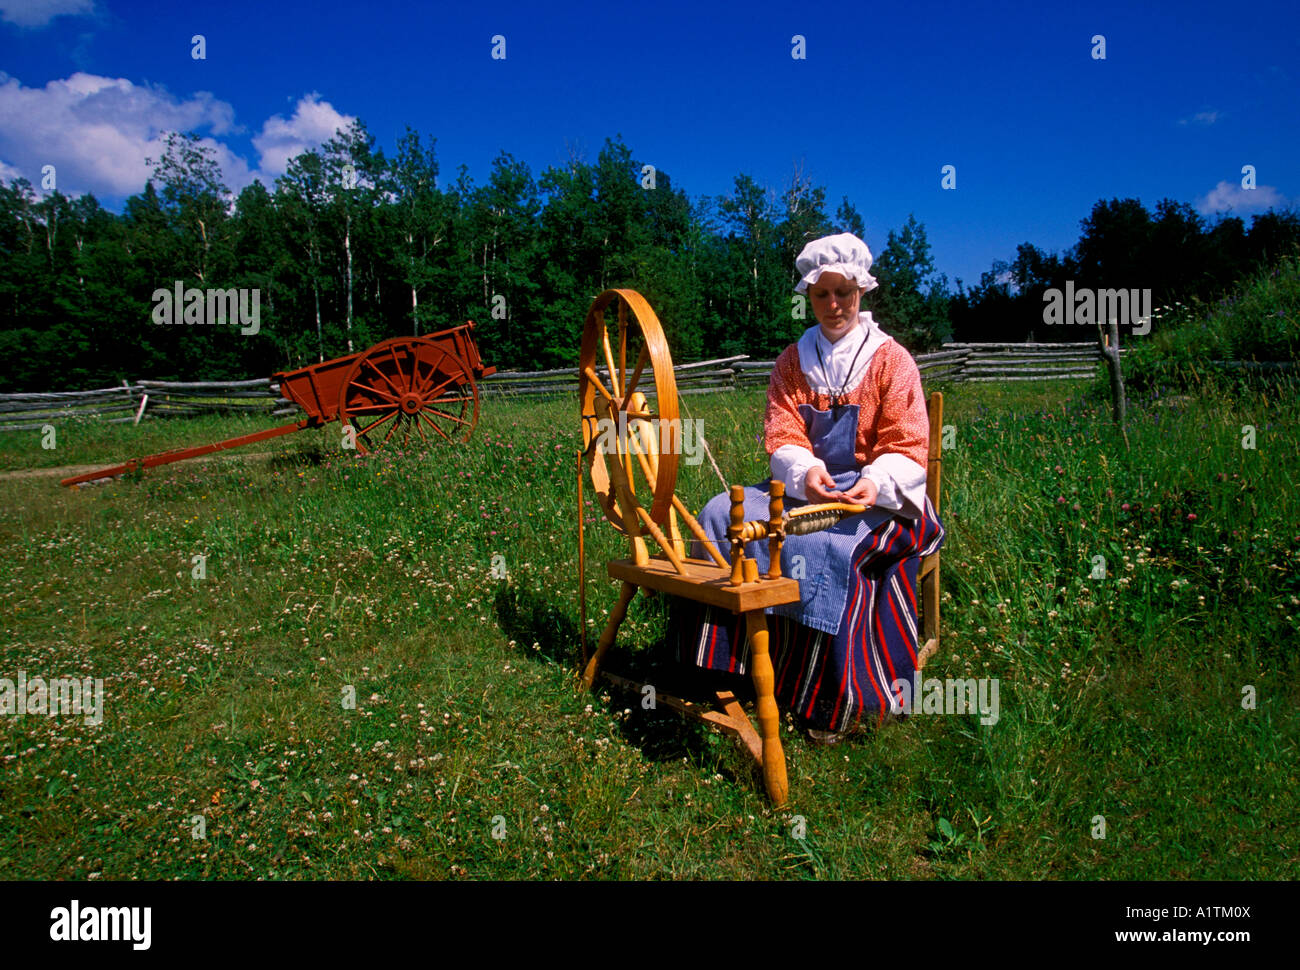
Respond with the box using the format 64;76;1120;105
0;120;1296;391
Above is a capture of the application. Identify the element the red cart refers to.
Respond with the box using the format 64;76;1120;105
61;324;496;487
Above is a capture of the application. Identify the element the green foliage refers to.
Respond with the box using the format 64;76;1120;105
1122;252;1300;394
5;123;1300;390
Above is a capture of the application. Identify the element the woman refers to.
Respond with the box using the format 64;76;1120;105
675;232;945;742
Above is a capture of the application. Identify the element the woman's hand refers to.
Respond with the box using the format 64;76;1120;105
840;476;878;507
804;467;846;503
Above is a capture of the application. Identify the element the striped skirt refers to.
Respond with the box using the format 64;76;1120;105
670;505;945;732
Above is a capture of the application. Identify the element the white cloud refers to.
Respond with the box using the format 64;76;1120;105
0;0;93;28
0;73;353;200
1197;180;1287;216
1177;109;1219;126
252;93;356;180
0;72;247;196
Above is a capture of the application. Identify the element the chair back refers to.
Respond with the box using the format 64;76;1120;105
918;391;943;667
926;391;942;513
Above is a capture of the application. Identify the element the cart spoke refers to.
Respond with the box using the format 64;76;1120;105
362;356;404;398
419;410;456;444
389;345;408;391
413;353;445;396
349;379;397;404
424;404;473;427
428;392;474;407
356;405;395;431
343;401;400;414
413;413;428;443
422;370;467;402
382;412;403;448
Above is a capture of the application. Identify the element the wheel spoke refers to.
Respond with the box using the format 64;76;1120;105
422;369;466;403
602;326;620;398
582;366;616;405
623;344;650;401
343;402;400;414
413;352;445;396
618;301;628;397
424;404;473;427
428;392;474;407
357;409;398;437
413;413;428;443
389;344;409;391
382;412;402;448
419;410;456;444
410;355;432;396
349;379;397;403
363;356;404;398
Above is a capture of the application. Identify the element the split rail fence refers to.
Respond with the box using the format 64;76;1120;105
0;342;1125;432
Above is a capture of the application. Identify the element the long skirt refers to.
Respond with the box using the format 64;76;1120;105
670;490;945;732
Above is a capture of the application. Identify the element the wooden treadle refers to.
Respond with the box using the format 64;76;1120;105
600;670;764;763
607;556;801;612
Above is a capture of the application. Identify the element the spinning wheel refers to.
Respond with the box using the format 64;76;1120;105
576;289;881;807
579;289;681;534
576;293;948;806
339;336;480;454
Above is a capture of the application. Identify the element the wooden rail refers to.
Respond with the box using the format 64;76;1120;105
16;342;1268;433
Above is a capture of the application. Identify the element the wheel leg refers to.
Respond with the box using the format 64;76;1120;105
580;581;638;690
745;611;788;807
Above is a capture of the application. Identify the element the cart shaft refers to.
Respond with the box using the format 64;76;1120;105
60;418;317;487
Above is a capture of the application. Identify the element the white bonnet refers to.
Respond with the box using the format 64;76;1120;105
794;232;878;293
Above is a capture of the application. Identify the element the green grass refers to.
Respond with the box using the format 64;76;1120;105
0;375;1296;880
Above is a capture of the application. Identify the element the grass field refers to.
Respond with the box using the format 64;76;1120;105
1;373;1296;880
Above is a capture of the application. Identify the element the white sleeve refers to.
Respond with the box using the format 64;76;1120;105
860;453;926;519
771;444;826;501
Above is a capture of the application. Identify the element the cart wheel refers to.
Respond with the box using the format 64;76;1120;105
579;289;680;532
339;337;480;455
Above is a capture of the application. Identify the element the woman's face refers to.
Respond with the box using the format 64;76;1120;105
807;272;863;342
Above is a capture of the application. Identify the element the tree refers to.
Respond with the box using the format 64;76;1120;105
387;127;449;336
277;149;331;361
147;131;232;285
870;214;951;349
834;196;865;238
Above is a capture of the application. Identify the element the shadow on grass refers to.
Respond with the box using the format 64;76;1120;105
492;581;760;786
268;447;326;471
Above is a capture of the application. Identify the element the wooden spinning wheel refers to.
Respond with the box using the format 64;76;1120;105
579;289;681;533
339;336;480;454
576;289;880;807
576;293;949;806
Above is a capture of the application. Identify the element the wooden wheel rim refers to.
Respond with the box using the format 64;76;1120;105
579;289;680;531
339;337;480;455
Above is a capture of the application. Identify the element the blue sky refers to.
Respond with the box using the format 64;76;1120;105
1;0;1296;288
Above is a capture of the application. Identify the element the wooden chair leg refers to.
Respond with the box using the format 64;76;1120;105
744;610;788;807
581;581;638;689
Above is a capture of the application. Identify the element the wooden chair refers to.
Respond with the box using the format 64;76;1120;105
917;390;944;669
